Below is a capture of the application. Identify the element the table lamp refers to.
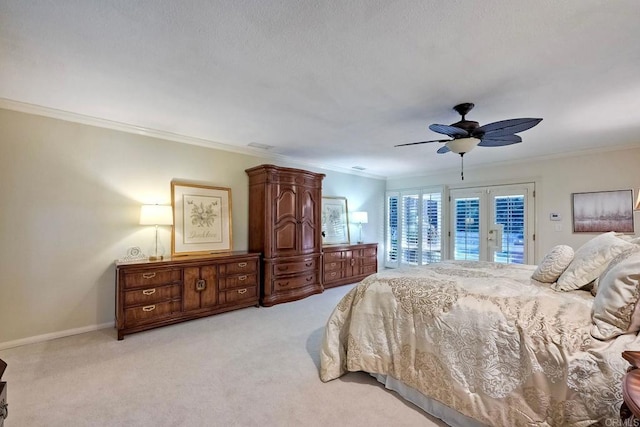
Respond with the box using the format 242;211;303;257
140;204;173;260
352;211;368;244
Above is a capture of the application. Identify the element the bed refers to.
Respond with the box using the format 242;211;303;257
320;232;640;426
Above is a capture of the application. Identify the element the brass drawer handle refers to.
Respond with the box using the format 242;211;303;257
142;272;156;279
238;275;247;281
330;262;336;267
280;281;290;287
305;262;313;267
330;272;337;277
238;262;247;268
142;289;156;296
306;276;313;281
238;289;247;294
142;305;156;312
277;266;288;271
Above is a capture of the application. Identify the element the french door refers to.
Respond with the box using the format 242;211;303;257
449;183;534;264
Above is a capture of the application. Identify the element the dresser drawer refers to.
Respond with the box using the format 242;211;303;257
324;260;344;272
361;247;377;257
124;284;181;306
273;258;317;276
324;270;344;283
220;286;258;304
359;264;377;276
219;274;258;290
124;300;181;325
122;269;181;289
274;273;317;291
219;259;258;275
324;250;345;260
359;256;378;266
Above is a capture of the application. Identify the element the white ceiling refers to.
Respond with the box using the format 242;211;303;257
2;1;640;178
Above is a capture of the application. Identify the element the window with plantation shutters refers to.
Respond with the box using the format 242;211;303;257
386;194;399;264
421;192;442;264
385;188;443;268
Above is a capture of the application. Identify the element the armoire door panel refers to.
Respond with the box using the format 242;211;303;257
275;185;297;223
274;221;297;253
300;221;318;253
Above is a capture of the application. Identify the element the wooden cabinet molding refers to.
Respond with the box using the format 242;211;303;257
115;252;260;340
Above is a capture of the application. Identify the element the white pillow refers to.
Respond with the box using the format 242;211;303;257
553;232;635;291
591;247;640;340
532;245;574;283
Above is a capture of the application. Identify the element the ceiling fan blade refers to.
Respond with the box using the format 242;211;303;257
436;145;451;154
474;118;542;138
478;138;522;147
479;134;522;143
428;124;469;138
395;139;450;147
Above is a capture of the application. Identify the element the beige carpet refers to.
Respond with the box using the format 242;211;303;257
0;285;447;427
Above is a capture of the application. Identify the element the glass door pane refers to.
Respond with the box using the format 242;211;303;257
489;183;533;264
452;196;480;261
492;194;525;264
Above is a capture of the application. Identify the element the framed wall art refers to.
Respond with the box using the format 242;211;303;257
322;196;350;245
572;189;634;233
171;181;233;255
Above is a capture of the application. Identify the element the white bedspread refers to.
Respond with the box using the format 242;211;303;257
320;260;640;426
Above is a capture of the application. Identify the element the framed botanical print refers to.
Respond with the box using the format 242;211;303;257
322;196;350;245
171;181;233;255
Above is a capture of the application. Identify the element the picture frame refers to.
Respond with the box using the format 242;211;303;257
572;189;634;233
171;181;233;255
322;196;350;245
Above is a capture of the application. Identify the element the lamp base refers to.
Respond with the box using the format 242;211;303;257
148;255;164;261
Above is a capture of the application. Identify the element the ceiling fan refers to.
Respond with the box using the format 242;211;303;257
395;103;542;180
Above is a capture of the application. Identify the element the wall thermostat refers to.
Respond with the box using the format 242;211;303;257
550;213;562;221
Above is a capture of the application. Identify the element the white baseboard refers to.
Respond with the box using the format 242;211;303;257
0;322;114;351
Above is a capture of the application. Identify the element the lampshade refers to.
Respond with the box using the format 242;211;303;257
446;137;480;154
139;204;173;225
635;190;640;211
352;211;368;224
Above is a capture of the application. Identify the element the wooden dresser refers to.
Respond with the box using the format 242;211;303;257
322;243;378;288
115;252;260;340
246;164;325;306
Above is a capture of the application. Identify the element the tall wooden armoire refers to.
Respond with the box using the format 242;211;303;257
246;164;325;306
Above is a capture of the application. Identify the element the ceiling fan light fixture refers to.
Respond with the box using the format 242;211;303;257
445;137;480;154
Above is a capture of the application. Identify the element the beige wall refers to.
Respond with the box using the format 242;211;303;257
387;147;640;262
0;108;385;347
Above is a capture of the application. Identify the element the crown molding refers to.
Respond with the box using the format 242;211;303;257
0;98;385;180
